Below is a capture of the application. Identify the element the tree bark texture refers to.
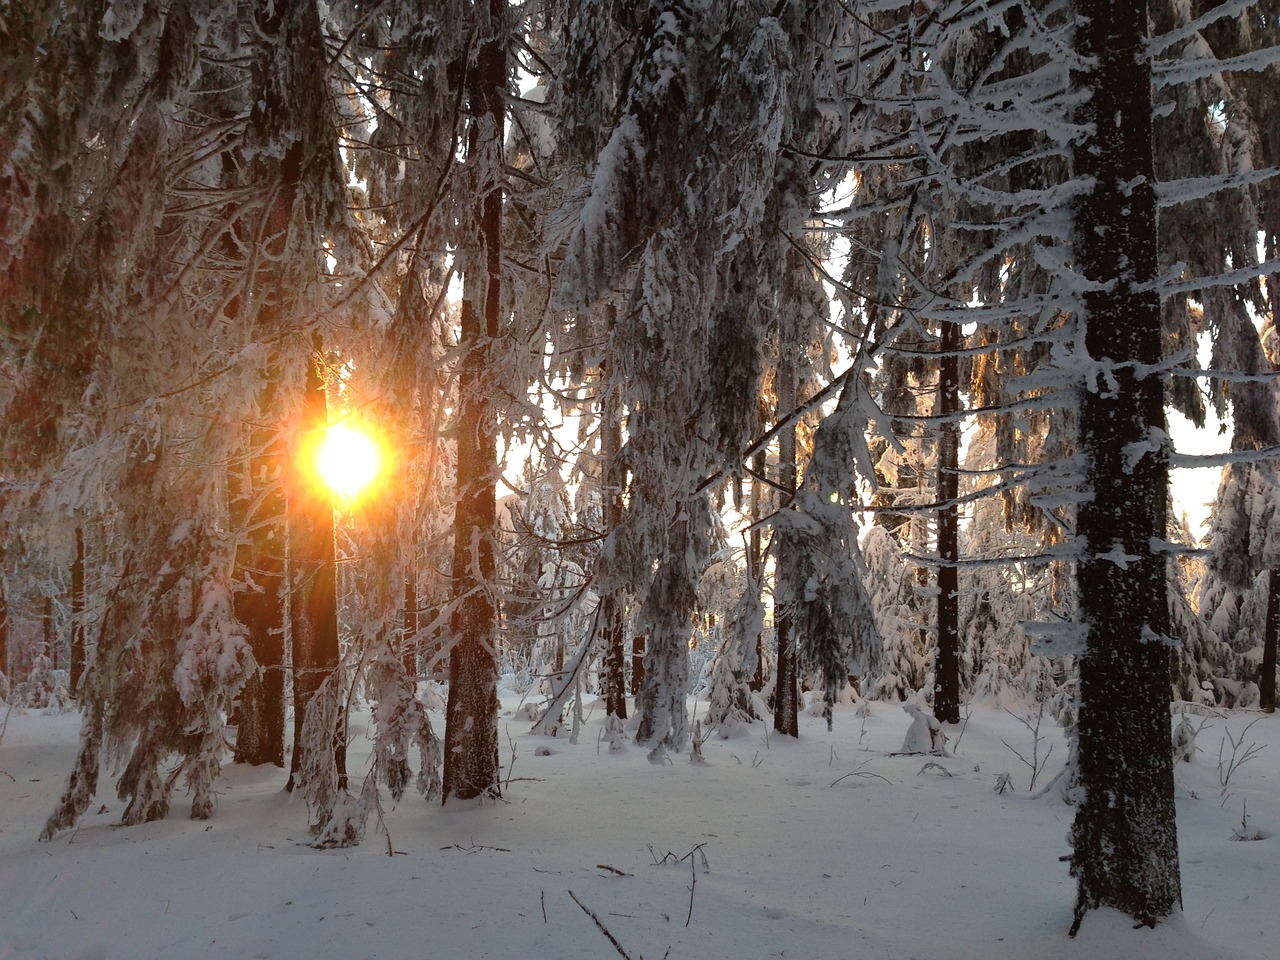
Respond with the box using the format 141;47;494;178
599;331;628;720
232;378;287;768
934;320;961;724
403;570;419;678
631;633;646;696
70;526;86;696
442;1;505;803
1068;0;1181;932
0;565;8;686
773;354;799;739
288;343;343;790
1262;568;1278;713
749;448;767;692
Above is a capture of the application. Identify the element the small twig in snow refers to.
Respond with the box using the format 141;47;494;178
829;769;893;788
568;890;637;960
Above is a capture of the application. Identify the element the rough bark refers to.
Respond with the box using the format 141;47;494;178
0;561;8;685
70;527;86;696
599;366;628;720
441;0;505;803
749;449;767;693
934;321;961;724
1068;0;1181;932
287;343;343;791
631;633;646;696
773;357;799;739
232;375;287;767
403;570;418;678
1262;568;1278;713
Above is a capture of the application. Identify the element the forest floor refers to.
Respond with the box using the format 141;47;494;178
0;692;1275;960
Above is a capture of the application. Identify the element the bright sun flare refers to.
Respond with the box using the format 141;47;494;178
315;422;381;498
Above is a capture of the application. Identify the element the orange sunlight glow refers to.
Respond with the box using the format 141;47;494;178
315;421;382;500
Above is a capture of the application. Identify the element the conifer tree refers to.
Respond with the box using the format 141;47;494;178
441;0;508;802
1068;0;1180;929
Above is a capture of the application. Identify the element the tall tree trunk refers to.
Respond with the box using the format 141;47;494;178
599;323;628;720
287;341;343;791
442;1;505;803
70;527;86;696
773;357;799;739
631;633;646;695
403;567;418;678
749;448;767;692
1262;568;1278;713
934;320;961;724
43;595;54;668
232;377;287;768
1068;0;1181;932
0;561;8;686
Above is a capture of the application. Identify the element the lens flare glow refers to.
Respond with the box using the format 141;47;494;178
315;422;381;499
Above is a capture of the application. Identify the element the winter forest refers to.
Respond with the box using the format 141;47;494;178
3;0;1280;951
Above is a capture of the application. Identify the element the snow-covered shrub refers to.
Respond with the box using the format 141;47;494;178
899;698;948;756
13;656;70;712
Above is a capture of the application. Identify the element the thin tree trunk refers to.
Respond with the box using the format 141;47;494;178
403;568;418;678
442;0;505;803
70;527;86;696
600;334;628;719
934;320;961;724
1068;0;1180;932
43;595;54;669
631;634;646;695
0;567;8;686
287;341;343;791
1262;568;1278;713
773;356;799;739
749;449;767;692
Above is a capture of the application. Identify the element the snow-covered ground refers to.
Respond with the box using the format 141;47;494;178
1;696;1274;960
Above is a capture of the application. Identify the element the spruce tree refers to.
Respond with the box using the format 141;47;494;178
1068;0;1181;929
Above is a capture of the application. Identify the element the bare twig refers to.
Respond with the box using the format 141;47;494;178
647;842;709;927
441;841;511;854
1001;704;1054;791
568;890;637;960
829;762;890;793
686;855;696;927
1218;718;1266;791
597;864;630;877
503;725;518;789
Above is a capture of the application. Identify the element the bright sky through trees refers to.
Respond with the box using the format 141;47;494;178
315;422;382;500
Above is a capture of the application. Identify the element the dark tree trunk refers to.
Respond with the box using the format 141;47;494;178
232;378;287;768
773;362;799;739
43;595;54;668
403;569;418;678
599;342;628;720
749;449;767;692
0;563;8;685
287;341;344;792
1262;568;1278;713
599;596;627;719
442;1;505;803
631;633;646;695
70;527;86;696
1068;0;1181;933
934;321;961;724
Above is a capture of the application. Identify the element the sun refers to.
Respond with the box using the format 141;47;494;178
315;421;382;499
